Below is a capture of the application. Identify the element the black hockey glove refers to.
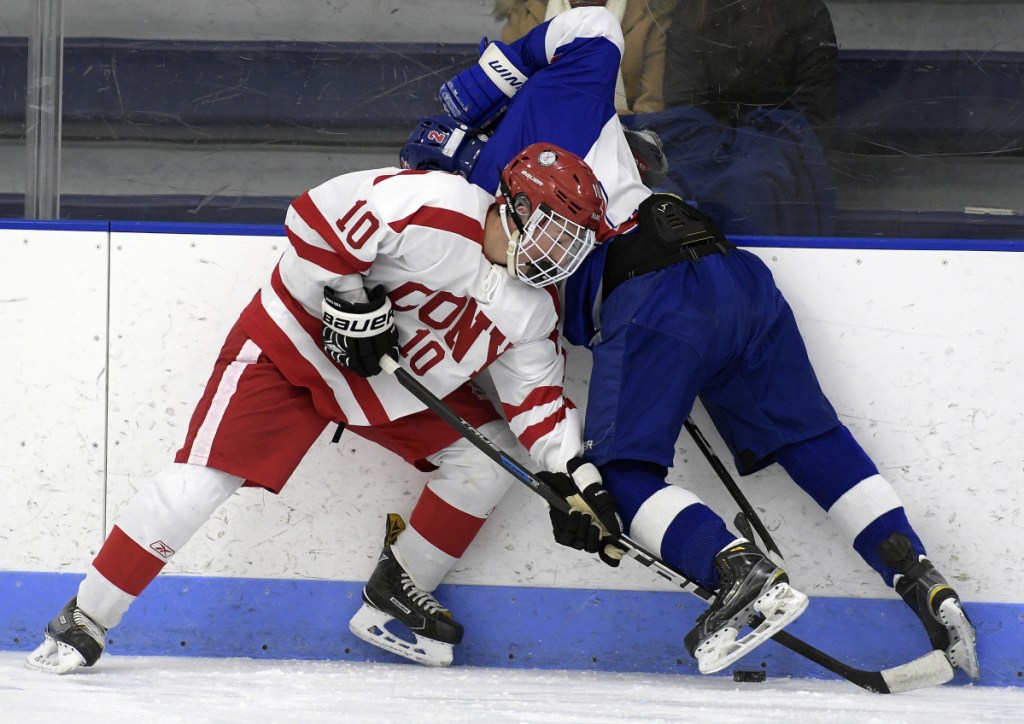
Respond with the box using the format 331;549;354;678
321;285;399;377
538;458;625;567
624;127;668;187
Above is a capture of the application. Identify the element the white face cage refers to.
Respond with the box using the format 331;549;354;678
500;202;597;288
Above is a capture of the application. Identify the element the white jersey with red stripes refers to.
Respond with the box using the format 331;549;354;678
239;167;584;471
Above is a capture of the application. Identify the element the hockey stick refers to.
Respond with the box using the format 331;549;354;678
682;419;785;564
379;356;953;693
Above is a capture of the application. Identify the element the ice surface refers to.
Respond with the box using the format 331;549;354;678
3;651;1022;724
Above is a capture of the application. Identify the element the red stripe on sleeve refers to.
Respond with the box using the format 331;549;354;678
290;192;371;273
408;486;487;558
269;266;321;339
388;206;484;244
372;169;430;185
502;385;565;422
285;228;362;276
503;386;576;451
516;405;569;451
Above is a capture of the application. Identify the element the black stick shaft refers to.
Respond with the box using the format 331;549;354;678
683;418;784;561
380;357;704;594
382;356;566;509
380;356;929;693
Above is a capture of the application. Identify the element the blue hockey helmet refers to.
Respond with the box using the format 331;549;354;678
399;115;487;178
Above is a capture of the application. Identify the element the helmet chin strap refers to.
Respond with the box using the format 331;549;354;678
497;169;529;280
498;202;521;279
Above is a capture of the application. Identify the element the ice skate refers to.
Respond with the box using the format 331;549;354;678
348;513;463;667
684;541;808;674
25;597;107;675
879;533;979;679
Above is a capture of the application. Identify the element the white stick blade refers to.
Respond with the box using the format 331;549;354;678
880;650;955;693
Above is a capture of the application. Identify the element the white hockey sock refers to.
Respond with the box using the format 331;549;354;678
629;485;707;559
826;473;903;543
396;420;519;591
77;565;138;631
77;463;243;629
115;463;243;555
392;529;457;593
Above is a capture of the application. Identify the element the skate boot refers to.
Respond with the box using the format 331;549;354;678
348;513;463;667
25;597;107;675
684;541;808;674
879;532;979;679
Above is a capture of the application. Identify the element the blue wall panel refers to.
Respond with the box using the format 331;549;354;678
4;571;1019;687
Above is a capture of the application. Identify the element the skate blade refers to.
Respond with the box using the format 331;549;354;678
348;602;454;667
695;582;809;674
24;636;88;675
937;598;980;679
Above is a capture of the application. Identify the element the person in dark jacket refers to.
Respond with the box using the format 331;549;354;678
663;0;838;134
633;0;840;235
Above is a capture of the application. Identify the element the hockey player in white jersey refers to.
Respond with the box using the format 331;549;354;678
26;143;624;673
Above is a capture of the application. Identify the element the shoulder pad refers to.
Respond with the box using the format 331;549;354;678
637;193;723;247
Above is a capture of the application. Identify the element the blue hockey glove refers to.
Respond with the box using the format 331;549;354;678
399;114;488;178
321;285;399;377
439;39;530;129
539;458;625;567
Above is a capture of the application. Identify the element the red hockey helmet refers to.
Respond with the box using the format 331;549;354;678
498;143;606;287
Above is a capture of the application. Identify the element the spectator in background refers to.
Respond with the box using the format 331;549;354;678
663;0;838;136
637;0;840;236
495;0;677;114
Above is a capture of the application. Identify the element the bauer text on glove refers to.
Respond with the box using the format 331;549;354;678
321;285;400;377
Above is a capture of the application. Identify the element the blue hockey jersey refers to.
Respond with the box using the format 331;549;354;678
467;7;650;236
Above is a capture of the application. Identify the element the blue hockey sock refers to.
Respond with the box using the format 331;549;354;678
599;459;736;590
854;508;926;586
776;426;927;586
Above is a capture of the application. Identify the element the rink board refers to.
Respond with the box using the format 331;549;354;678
4;570;1021;687
3;221;1023;686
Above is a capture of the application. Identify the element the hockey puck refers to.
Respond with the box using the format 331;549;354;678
733;670;767;683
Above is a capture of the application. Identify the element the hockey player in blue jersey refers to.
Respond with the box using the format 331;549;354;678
400;6;978;679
